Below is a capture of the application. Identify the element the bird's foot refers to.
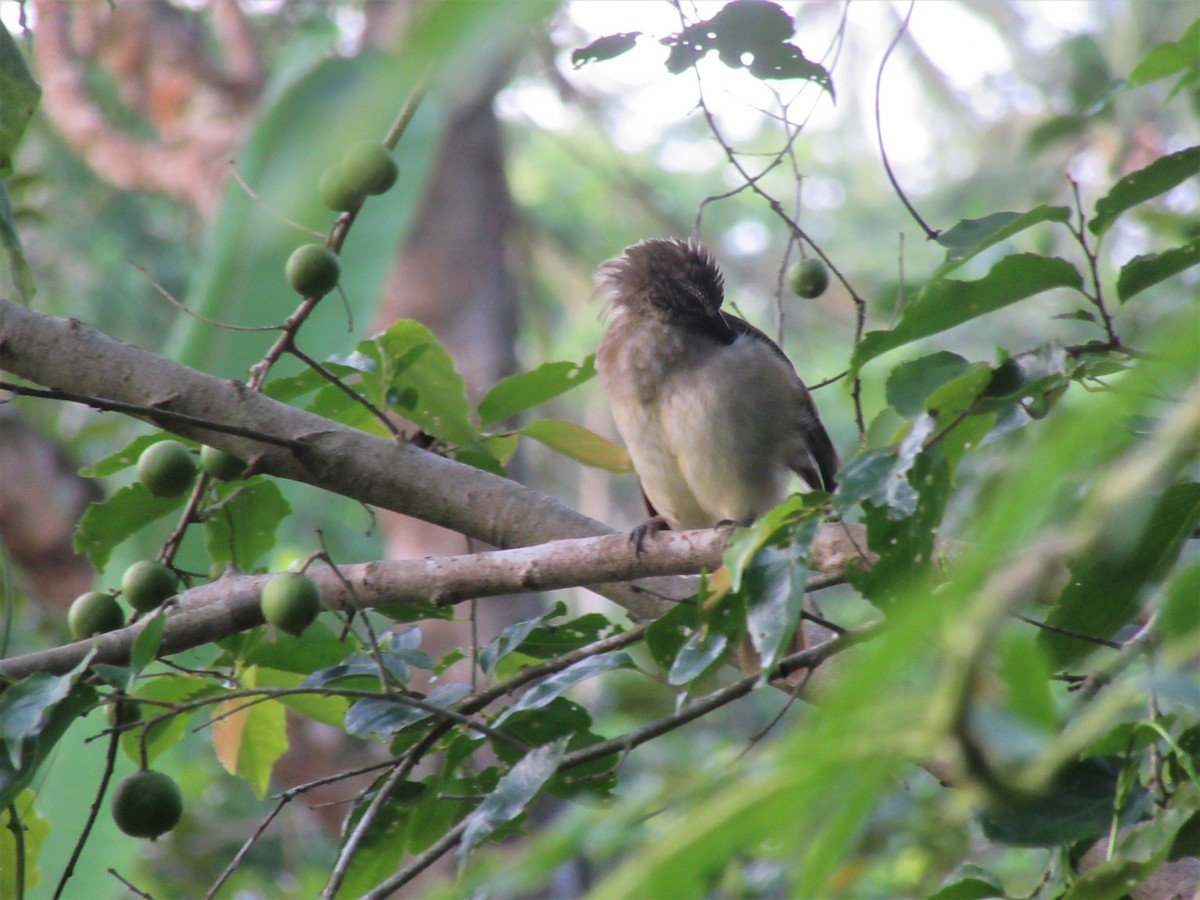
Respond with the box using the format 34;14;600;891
714;517;753;530
629;516;669;555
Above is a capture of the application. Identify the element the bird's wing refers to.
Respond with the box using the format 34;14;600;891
720;312;840;493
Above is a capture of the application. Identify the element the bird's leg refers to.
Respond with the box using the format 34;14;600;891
629;515;669;555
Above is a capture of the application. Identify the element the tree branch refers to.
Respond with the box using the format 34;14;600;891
0;523;866;680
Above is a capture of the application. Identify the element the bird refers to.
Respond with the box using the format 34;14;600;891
594;237;838;539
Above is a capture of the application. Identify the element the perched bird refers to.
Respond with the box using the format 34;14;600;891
595;238;838;536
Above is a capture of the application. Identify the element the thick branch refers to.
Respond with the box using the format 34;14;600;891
0;296;868;674
0;524;866;679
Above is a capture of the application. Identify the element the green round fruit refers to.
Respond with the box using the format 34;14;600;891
137;440;196;497
200;445;246;481
111;770;183;839
260;572;321;636
342;141;398;196
318;164;365;212
68;591;125;639
788;258;830;299
122;560;177;613
285;243;340;297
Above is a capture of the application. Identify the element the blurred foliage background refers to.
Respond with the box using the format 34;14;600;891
1;0;1197;896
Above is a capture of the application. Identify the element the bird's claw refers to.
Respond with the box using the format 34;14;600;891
629;516;669;555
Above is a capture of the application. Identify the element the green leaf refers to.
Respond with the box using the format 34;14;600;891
934;206;1071;271
375;320;481;450
0;179;34;302
520;419;632;472
885;351;971;418
477;357;596;426
74;483;186;570
929;865;1005;900
494;653;634;725
849;451;951;609
723;494;815;591
478;603;566;676
1117;238;1200;302
0;23;40;172
1090;145;1200;238
996;631;1057;732
741;522;817;675
1040;482;1200;667
211;667;288;799
129;609;167;673
0;790;48;896
645;604;696;672
571;33;642;69
852;254;1083;372
0;681;96;808
668;628;729;686
203;480;291;570
79;433;168;478
457;740;566;867
979;756;1149;846
1128;18;1200;87
344;682;470;738
1063;787;1200;899
123;674;220;766
249;667;347;728
1159;564;1200;641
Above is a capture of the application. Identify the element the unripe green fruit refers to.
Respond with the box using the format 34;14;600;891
260;572;321;636
200;445;245;481
137;440;196;497
342;141;399;196
318;164;365;212
68;591;125;639
788;258;830;299
122;560;177;613
111;770;183;839
286;243;340;297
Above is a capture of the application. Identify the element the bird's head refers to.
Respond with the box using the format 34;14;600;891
594;238;726;325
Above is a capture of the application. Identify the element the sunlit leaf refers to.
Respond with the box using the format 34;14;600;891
1128;18;1200;87
211;668;288;799
520;418;632;472
0;790;48;895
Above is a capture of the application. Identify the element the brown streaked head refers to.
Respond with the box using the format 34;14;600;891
594;238;726;323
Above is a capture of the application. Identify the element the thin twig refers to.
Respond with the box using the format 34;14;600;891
0;382;304;450
54;718;122;899
874;1;939;241
287;342;401;438
132;262;283;332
